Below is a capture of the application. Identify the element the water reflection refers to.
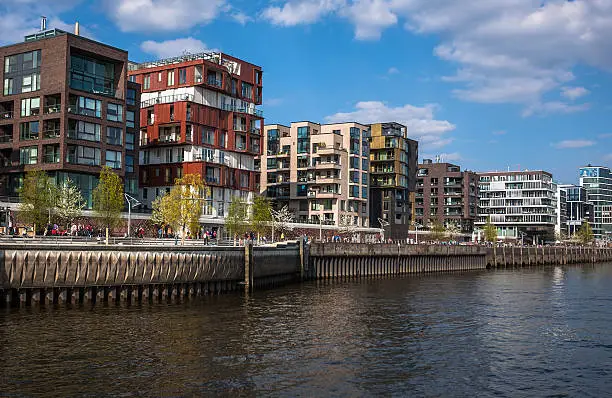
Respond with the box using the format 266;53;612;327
1;264;612;397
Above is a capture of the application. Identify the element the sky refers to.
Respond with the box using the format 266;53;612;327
1;0;612;184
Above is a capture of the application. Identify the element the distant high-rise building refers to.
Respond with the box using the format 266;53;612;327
476;170;557;243
368;122;418;240
0;27;136;206
559;184;594;237
416;160;479;233
260;121;370;228
579;165;612;240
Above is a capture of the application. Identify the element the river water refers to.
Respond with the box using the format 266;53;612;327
1;264;612;397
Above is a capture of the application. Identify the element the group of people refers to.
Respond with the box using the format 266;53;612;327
44;223;95;237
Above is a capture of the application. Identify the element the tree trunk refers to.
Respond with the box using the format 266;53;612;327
33;223;36;239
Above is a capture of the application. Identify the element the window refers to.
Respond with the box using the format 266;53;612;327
350;127;360;138
20;146;38;165
241;82;253;98
362;187;368;199
67;145;101;166
350;185;359;198
71;96;101;118
19;121;39;140
143;74;150;90
165;168;172;183
179;68;187;84
20;97;40;117
70;53;115;96
126;110;135;128
350;171;360;183
350;157;359;169
107;103;123;122
107;126;123;146
158;72;162;82
3;50;41;95
362;158;369;171
362;172;368;185
126;155;134;173
202;128;215;145
21;73;40;93
220;132;227;148
68;120;100;142
126;132;135;150
127;88;136;105
3;78;13;95
106;150;122;169
167;70;175;86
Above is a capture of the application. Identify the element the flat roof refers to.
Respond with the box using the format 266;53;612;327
0;28;128;54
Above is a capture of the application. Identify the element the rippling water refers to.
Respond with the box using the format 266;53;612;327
2;264;612;397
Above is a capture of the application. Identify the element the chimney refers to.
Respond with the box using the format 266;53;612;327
74;21;80;36
40;16;47;31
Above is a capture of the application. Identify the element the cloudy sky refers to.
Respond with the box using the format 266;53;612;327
2;0;611;183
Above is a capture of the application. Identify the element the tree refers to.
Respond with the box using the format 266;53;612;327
271;205;294;241
55;178;84;229
577;221;594;245
226;197;249;245
483;216;498;243
18;170;57;235
151;173;208;244
250;195;273;240
92;166;124;241
429;220;447;242
446;222;461;242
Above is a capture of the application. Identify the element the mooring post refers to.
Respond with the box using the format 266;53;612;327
244;243;254;292
299;239;305;281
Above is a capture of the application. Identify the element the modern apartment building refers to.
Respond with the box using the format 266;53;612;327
368;122;418;239
476;170;557;243
0;27;133;205
260;121;370;227
416;160;479;233
579;165;612;240
128;52;263;221
559;184;594;236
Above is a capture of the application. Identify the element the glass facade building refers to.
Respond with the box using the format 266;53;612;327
579;166;612;240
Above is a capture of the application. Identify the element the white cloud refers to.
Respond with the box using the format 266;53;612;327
324;101;456;150
262;0;344;26
140;37;209;59
387;67;399;75
598;133;612;139
421;152;462;162
492;130;506;136
553;140;595;149
106;0;226;32
261;1;612;113
561;86;590;100
522;101;590;117
232;11;252;25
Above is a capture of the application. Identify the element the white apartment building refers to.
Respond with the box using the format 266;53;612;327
476;170;557;243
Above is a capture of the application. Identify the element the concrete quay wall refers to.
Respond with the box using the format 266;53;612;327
485;246;612;267
0;243;303;307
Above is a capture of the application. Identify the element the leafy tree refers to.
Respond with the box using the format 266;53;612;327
18;170;57;235
151;173;208;244
92;166;124;240
271;205;294;241
55;178;84;229
446;222;461;241
429;220;447;242
226;197;249;245
483;216;498;243
577;221;594;245
250;195;273;240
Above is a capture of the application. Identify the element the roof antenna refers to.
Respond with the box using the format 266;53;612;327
40;16;47;31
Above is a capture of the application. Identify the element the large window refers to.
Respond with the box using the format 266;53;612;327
4;50;41;95
126;110;135;128
19;146;38;165
70;96;102;118
167;70;175;86
106;126;123;146
67;145;100;166
70;53;115;96
126;132;135;150
20;97;40;117
105;150;122;169
126;88;136;105
19;121;39;141
241;82;253;99
202;128;215;145
143;74;150;90
179;68;187;84
68;119;101;142
125;155;134;173
107;103;123;122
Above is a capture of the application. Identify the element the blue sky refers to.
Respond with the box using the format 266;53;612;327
2;0;611;184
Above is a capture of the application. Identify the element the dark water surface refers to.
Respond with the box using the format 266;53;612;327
2;265;612;397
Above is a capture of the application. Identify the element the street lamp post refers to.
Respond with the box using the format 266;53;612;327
124;193;141;237
412;221;423;244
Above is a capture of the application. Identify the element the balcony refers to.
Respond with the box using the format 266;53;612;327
207;75;222;88
221;103;263;117
141;93;194;108
0;111;14;121
315;161;341;169
43;154;60;164
0;135;13;144
43;104;61;115
43;128;60;139
159;135;180;144
205;176;220;184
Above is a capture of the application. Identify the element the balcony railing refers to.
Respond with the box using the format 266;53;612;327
44;104;61;114
0;135;13;143
141;93;194;108
206;176;220;184
0;111;13;120
43;154;60;163
43;129;60;139
207;76;222;88
221;103;263;117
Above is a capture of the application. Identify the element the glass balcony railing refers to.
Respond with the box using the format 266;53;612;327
140;93;193;108
70;71;115;97
43;128;60;139
43;104;61;114
222;103;263;117
0;135;13;143
0;111;13;120
43;154;60;163
207;76;222;88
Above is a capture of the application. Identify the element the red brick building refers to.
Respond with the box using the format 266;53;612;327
0;28;137;206
128;52;263;223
